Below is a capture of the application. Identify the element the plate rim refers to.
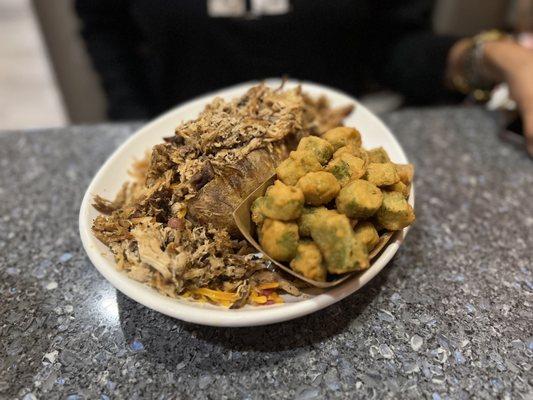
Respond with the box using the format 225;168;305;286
79;79;414;327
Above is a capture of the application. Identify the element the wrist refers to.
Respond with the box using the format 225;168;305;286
483;40;532;81
447;31;514;99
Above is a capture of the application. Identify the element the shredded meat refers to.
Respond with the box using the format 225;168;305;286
92;83;351;306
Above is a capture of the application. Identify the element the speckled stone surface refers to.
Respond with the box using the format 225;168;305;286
1;108;532;400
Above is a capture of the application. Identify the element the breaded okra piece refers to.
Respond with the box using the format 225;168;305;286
322;127;362;151
333;144;368;162
367;147;391;163
262;180;304;221
259;219;299;262
276;150;322;186
251;196;266;226
353;221;380;252
310;211;368;273
376;191;415;230
297;136;334;165
326;153;366;187
364;162;400;187
297;206;331;237
336;179;383;219
290;241;327;281
296;171;340;206
394;163;414;185
384;181;410;198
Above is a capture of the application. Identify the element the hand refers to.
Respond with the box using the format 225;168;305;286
483;41;533;156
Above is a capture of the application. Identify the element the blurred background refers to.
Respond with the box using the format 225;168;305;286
0;0;519;130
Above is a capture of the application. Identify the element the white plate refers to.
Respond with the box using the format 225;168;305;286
79;79;414;327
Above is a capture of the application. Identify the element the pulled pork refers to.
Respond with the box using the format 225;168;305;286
92;83;352;306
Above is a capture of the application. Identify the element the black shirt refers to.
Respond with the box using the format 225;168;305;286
75;0;458;119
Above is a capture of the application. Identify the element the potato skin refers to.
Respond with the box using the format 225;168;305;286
322;127;362;150
297;171;340;206
290;241;327;281
261;180;304;221
297;136;334;165
259;219;299;262
336;179;383;219
188;146;288;237
376;191;415;230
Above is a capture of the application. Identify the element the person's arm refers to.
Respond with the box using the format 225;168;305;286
75;0;150;120
375;1;533;156
448;38;533;156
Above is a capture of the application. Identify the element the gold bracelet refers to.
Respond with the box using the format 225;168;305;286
452;30;511;101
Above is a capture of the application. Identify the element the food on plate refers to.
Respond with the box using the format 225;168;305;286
333;143;368;163
260;180;304;221
326;153;366;186
92;83;353;307
367;147;391;163
251;123;414;282
376;191;415;230
297;206;330;237
290;241;327;282
251;124;415;282
296;136;334;165
276;150;323;185
259;219;299;262
395;163;414;185
385;181;410;198
322;126;362;150
353;221;380;252
336;179;383;219
364;162;400;187
251;197;266;226
310;211;369;273
296;171;340;206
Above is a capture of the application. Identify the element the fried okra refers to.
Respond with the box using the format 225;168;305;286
395;163;414;185
290;241;327;281
259;219;299;262
333;143;368;161
384;181;410;198
376;191;415;230
262;180;304;221
364;162;400;187
297;206;331;237
353;221;380;252
251;197;266;226
297;171;340;206
310;211;368;273
367;147;391;163
297;136;334;165
322;127;362;151
326;153;366;187
276;150;322;185
336;179;383;219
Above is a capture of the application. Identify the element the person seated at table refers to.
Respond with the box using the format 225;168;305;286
75;0;533;156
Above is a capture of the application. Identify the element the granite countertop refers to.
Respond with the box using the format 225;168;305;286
1;107;532;400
